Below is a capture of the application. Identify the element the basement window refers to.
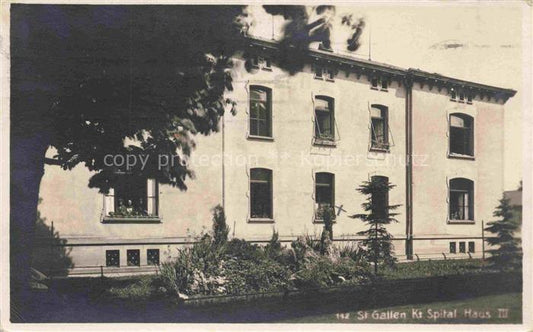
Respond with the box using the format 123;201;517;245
127;249;140;266
459;242;466;253
468;241;475;253
147;249;160;265
449;242;457;254
106;250;120;267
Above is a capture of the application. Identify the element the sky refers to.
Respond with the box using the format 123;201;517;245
247;3;527;191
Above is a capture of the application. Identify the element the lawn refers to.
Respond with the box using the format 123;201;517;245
277;292;522;324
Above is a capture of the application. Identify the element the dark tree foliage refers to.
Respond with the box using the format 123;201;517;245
263;5;365;74
350;178;400;274
10;4;366;304
320;206;334;255
485;196;522;271
10;4;248;304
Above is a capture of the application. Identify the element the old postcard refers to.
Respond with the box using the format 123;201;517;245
1;1;531;331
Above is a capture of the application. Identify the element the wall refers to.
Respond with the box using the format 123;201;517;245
410;83;505;255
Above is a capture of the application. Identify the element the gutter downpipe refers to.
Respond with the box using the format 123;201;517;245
405;74;414;260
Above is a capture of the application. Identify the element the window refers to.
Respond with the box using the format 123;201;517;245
106;250;120;267
314;96;335;142
314;66;335;81
371;176;389;219
467;94;473;104
371;77;378;89
114;175;147;215
459;92;465;103
106;176;159;219
449;114;474;157
314;66;323;79
381;79;388;90
370;105;389;151
315;172;335;221
371;77;388;90
449;242;457;254
250;55;271;70
249;86;272;138
250;168;273;220
127;249;140;266
450;88;457;101
459;242;466;253
147;249;160;265
449;178;474;221
326;68;335;81
468;241;475;253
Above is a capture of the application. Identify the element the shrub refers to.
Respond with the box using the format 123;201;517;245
159;235;226;296
222;258;292;295
225;238;265;262
292;256;369;290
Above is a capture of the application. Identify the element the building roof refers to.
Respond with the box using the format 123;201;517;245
247;37;517;103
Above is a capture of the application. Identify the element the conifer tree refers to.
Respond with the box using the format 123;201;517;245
485;196;522;271
350;177;400;274
212;205;229;247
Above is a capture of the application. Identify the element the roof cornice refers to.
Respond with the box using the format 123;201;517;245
246;36;517;103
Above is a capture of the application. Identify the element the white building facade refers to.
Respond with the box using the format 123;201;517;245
36;38;516;276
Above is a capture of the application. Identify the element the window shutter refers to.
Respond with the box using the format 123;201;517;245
387;111;395;147
246;167;250;220
311;170;316;201
368;102;377;149
333;106;341;142
104;188;115;217
147;179;158;216
245;81;250;137
311;92;318;138
446;112;450;156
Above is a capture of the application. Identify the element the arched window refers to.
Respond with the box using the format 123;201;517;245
315;172;335;220
249;86;272;138
250;168;273;219
314;96;335;142
449;178;474;221
449;113;474;156
370;105;389;151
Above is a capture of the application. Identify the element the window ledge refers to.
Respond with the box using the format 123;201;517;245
450;98;457;102
247;135;274;142
313;138;337;147
313;219;337;224
248;218;275;224
380;88;389;92
369;147;390;153
325;78;335;83
370;87;379;91
448;153;475;160
261;67;272;72
447;219;475;225
102;217;162;224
